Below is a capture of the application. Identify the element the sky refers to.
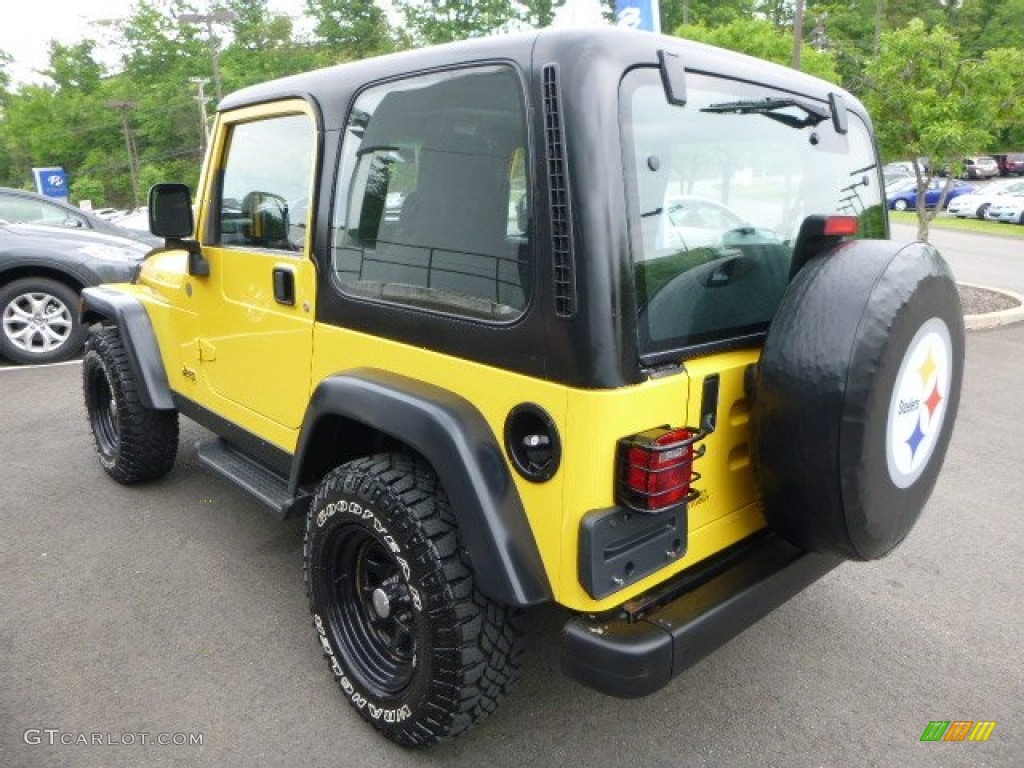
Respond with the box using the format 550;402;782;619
0;0;611;87
0;0;310;87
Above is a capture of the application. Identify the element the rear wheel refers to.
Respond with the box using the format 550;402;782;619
975;203;990;220
82;327;179;483
0;277;85;364
305;453;523;747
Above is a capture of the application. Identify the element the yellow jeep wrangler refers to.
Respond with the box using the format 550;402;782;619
79;27;963;747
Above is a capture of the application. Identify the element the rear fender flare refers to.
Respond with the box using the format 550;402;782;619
292;369;552;607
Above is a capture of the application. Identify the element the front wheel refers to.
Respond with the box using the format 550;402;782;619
892;199;909;212
82;327;179;483
304;453;523;747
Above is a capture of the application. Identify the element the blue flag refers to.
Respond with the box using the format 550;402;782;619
616;0;661;33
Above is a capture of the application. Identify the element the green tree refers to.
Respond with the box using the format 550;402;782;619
395;0;518;44
862;19;1024;240
517;0;558;28
304;0;399;61
662;0;756;31
223;0;322;85
44;41;104;93
676;17;840;82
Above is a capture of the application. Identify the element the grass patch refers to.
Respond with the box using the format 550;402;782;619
890;211;1024;238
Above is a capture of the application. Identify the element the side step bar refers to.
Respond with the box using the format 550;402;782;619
196;439;308;521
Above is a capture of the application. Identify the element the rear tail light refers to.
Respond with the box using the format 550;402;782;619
617;426;704;513
823;215;859;236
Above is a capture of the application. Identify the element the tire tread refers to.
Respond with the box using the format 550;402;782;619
304;452;523;747
83;327;178;484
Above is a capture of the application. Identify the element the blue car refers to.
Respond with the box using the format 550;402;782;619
886;178;976;211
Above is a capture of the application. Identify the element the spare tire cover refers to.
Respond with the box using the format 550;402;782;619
752;240;964;560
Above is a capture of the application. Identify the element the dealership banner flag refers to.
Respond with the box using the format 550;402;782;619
32;167;69;201
616;0;661;33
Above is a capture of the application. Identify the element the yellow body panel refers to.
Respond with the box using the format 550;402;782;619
134;99;321;451
557;348;765;609
311;324;766;612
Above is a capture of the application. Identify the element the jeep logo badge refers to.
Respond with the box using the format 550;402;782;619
886;318;953;489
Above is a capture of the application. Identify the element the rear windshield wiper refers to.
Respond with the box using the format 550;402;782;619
701;98;830;129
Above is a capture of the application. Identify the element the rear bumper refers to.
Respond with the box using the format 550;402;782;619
562;532;842;698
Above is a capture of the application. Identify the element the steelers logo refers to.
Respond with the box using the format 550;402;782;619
886;317;953;489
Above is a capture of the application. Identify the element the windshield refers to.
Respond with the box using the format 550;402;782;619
622;68;885;358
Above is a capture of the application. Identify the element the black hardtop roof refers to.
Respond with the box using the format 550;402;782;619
219;26;867;124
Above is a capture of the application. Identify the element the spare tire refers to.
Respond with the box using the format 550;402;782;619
752;240;964;560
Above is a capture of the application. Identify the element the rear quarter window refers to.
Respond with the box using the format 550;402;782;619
330;66;532;322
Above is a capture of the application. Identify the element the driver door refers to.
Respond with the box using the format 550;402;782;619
187;101;318;446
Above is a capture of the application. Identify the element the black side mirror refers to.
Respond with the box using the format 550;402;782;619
149;183;208;275
149;183;195;239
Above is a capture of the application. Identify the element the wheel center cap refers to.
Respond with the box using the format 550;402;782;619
371;587;391;619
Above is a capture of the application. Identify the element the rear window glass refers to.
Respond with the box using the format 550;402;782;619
621;68;885;358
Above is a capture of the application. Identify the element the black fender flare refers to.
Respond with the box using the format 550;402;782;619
80;286;175;411
291;369;552;607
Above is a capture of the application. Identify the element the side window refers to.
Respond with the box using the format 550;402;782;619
217;112;314;253
0;196;85;228
331;66;531;321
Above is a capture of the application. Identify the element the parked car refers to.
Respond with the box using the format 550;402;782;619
885;178;976;211
89;207;126;220
657;195;780;252
882;162;914;185
110;207;153;241
946;179;1024;219
962;156;999;180
0;187;161;247
0;222;149;364
984;192;1024;224
993;153;1024;177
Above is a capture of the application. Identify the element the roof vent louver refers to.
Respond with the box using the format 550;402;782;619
542;64;577;319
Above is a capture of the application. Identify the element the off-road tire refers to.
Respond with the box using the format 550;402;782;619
82;327;179;484
0;277;86;364
304;453;523;748
753;240;964;560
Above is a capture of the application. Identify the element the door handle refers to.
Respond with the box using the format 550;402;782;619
272;267;295;306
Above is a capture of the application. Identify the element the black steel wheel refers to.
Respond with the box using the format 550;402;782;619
324;525;418;695
82;327;179;484
305;453;523;748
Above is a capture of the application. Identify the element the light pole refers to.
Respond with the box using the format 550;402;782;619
189;76;211;157
106;100;140;209
793;0;805;71
178;9;238;103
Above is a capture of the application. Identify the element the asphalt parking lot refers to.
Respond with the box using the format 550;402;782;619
1;322;1022;768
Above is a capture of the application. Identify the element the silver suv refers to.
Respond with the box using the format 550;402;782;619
963;155;999;180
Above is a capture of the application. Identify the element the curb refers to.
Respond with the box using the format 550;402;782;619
959;282;1024;331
